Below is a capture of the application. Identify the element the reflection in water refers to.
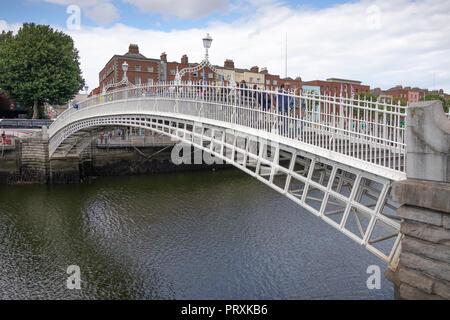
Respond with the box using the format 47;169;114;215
0;169;393;299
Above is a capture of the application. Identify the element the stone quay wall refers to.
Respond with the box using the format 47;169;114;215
385;100;450;300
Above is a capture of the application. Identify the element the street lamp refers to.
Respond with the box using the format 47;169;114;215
174;33;226;85
122;61;129;81
84;85;89;95
202;33;213;60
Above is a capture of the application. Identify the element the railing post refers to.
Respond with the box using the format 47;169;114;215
386;100;450;300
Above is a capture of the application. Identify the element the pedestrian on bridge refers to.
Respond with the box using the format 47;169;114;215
274;84;292;135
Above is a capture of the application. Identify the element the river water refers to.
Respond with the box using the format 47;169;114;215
0;169;393;299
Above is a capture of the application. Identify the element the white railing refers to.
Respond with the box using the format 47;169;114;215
51;81;407;174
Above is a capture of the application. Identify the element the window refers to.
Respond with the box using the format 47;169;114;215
148;78;153;85
208;72;213;79
170;69;176;76
193;72;198;77
266;80;270;85
273;80;277;85
257;78;260;83
292;85;296;90
135;77;141;84
135;65;141;71
148;66;154;72
249;77;253;82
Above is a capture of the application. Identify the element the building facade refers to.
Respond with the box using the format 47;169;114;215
98;44;302;93
305;78;370;96
99;44;160;92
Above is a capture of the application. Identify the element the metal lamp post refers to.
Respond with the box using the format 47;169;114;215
102;61;134;95
202;33;213;60
122;61;129;81
174;33;228;85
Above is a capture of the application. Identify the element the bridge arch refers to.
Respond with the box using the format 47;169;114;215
48;84;407;267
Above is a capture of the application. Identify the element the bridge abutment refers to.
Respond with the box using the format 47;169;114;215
19;133;50;183
386;100;450;300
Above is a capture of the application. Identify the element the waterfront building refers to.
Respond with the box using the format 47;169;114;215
304;78;370;96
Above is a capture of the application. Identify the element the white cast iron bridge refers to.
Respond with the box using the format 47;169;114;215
48;82;408;269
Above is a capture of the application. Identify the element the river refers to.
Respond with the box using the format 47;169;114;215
0;169;393;299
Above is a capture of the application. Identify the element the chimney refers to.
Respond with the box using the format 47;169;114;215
128;44;139;55
250;66;259;73
181;54;188;64
160;52;167;63
260;67;268;74
224;59;234;69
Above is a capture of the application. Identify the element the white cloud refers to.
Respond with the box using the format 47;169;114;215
2;0;450;94
122;0;229;19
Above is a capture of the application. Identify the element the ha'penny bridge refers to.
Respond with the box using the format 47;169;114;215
41;35;449;300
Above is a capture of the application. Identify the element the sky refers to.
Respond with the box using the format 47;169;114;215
0;0;449;94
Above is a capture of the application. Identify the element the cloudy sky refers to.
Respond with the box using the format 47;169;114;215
1;0;449;93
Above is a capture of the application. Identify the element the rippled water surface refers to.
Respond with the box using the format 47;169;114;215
0;169;393;299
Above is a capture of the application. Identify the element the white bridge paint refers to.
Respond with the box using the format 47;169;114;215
48;83;408;268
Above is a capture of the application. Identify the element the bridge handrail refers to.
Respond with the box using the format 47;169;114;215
50;81;407;174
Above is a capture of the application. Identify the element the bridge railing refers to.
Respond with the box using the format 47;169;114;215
52;81;407;174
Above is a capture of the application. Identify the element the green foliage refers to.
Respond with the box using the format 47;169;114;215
421;93;449;113
0;30;13;47
352;91;377;116
393;97;407;107
0;23;85;118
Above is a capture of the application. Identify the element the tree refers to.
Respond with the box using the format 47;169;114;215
0;30;13;46
392;97;407;107
352;91;378;116
421;92;449;113
0;23;84;118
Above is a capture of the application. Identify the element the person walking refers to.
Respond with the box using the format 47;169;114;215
274;84;291;135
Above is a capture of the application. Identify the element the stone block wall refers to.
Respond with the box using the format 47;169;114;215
19;134;49;183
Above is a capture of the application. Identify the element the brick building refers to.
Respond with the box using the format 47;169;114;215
99;44;160;92
384;85;430;103
304;78;370;96
98;44;302;92
163;53;217;83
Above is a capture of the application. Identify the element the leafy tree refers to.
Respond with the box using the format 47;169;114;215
392;97;407;107
0;30;13;47
0;23;84;118
352;91;377;116
421;92;449;113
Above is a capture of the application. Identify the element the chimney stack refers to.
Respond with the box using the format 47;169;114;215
181;54;188;64
160;52;167;62
128;44;139;55
250;66;259;73
260;67;268;74
224;59;234;69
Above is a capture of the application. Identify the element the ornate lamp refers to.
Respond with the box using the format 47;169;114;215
202;33;213;59
122;61;129;81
